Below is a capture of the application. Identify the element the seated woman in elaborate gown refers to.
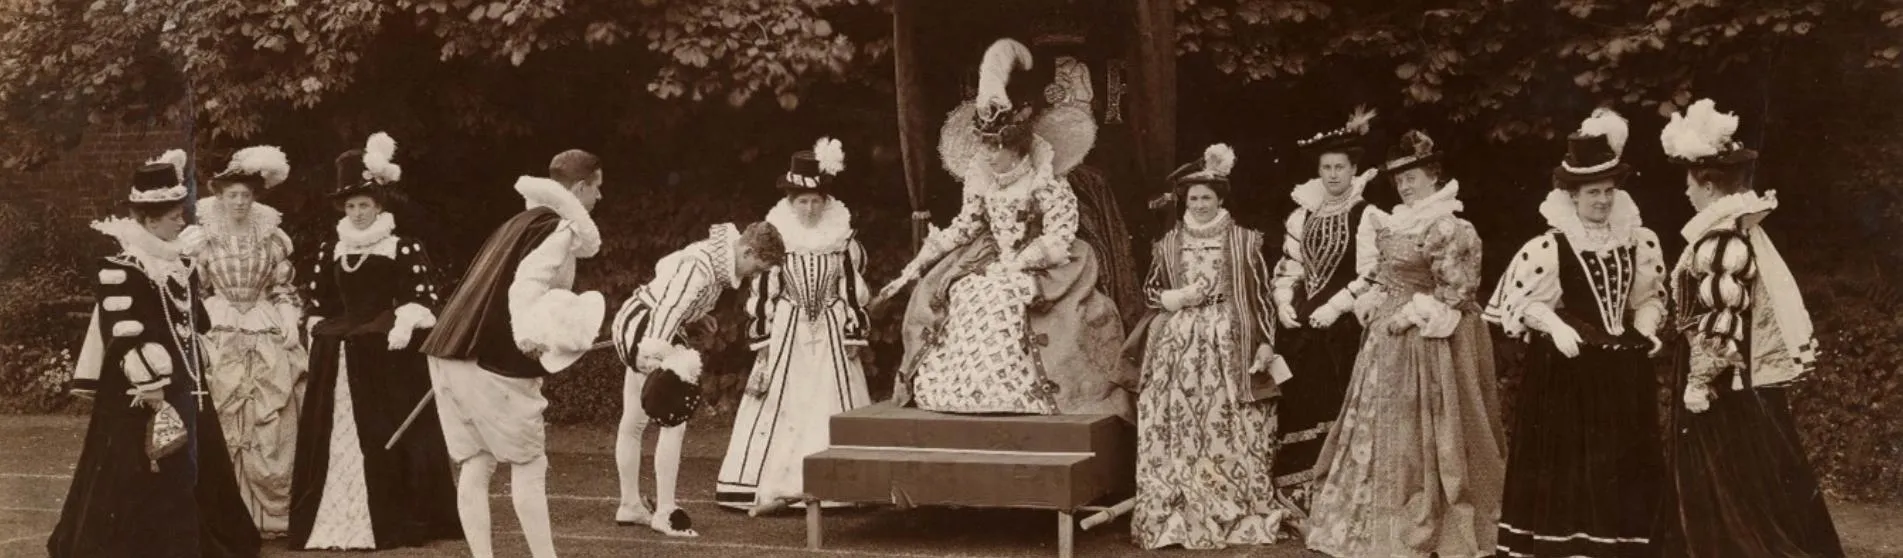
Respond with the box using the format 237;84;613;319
875;37;1132;421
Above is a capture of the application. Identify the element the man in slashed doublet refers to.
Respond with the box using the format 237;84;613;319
417;150;607;558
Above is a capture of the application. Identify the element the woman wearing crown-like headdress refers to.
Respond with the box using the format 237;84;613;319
714;137;875;515
49;150;264;558
1305;130;1506;558
287;133;462;551
1485;108;1668;557
176;144;308;537
873;37;1133;421
1123;144;1296;548
1655;99;1843;558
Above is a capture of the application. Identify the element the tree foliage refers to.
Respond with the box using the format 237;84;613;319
0;0;886;168
1178;0;1903;141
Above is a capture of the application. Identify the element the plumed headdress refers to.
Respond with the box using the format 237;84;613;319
778;136;844;194
1661;99;1757;168
128;149;190;204
1554;107;1634;184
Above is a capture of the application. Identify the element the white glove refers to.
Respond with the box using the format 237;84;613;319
1547;322;1583;358
387;326;414;351
1276;303;1300;329
1684;383;1714;413
1309;304;1343;328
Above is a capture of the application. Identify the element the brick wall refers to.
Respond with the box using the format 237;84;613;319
0;122;193;220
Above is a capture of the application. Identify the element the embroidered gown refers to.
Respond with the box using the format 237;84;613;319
1269;172;1383;496
1305;183;1507;558
287;215;462;549
895;139;1133;420
184;201;308;535
716;200;874;509
1127;212;1287;549
1657;192;1843;558
1484;192;1667;557
49;223;262;558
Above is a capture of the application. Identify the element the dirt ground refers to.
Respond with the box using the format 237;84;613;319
3;414;1898;557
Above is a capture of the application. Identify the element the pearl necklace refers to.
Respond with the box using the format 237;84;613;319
339;253;370;273
150;272;207;404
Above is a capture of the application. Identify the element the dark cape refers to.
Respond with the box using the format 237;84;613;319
419;206;562;378
49;256;262;558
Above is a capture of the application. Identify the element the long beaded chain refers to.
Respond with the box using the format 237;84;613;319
152;272;208;406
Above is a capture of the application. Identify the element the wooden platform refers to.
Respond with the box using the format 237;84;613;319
802;402;1135;558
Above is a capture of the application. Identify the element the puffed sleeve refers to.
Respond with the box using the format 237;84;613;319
744;263;784;351
1407;218;1483;338
634;253;714;349
92;260;172;393
1684;228;1755;392
1629;227;1668;338
839;239;871;346
507;227;607;369
1483;232;1564;340
266;229;303;334
903;191;987;276
1270;209;1307;313
387;237;441;350
1010;184;1079;271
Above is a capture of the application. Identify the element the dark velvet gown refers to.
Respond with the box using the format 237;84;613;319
49;254;262;558
286;234;462;549
1270;200;1373;492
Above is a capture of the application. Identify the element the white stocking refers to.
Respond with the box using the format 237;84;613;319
615;368;650;522
456;454;498;558
654;424;686;513
512;456;556;558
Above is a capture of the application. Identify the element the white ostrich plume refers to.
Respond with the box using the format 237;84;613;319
147;149;188;183
362;132;402;184
975;38;1033;110
814;137;845;176
226;146;290;188
1578;107;1631;156
1660;99;1740;162
1201;144;1235;177
661;343;703;385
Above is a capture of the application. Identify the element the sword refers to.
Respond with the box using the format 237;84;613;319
385;339;616;450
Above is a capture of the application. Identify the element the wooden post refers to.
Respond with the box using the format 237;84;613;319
1057;510;1075;558
805;497;823;550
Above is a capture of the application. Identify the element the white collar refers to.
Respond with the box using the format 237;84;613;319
1385;179;1465;234
1290;168;1377;214
92;217;187;281
1182;208;1231;235
765;197;853;254
335;212;397;253
1539;188;1644;252
516;176;602;258
1681;190;1779;241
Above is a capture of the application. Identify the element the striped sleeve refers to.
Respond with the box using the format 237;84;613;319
641;253;713;346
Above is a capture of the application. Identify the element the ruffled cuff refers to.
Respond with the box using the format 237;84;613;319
511;290;607;357
1407;294;1461;339
387;303;439;350
1520;302;1561;337
1319;289;1357;323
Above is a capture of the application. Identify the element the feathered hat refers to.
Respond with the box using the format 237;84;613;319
1553;107;1633;184
1381;130;1444;180
1166;144;1237;191
971;38;1042;148
778;137;844;194
210;145;290;192
637;340;706;429
1297;105;1377;160
332;132;403;199
128;149;190;205
1660;99;1757;168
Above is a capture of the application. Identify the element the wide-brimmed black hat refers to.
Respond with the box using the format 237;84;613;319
778;137;844;195
1661;99;1758;169
128;149;189;205
1296;106;1377;159
1166;143;1236;190
1553;108;1634;184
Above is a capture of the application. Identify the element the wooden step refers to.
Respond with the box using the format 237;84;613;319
830;401;1127;454
804;446;1106;510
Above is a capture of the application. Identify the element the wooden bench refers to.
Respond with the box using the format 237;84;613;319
802;402;1134;558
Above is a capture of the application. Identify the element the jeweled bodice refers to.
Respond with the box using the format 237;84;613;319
196;225;291;308
782;250;848;320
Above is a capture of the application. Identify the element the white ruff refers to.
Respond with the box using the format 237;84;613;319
1290;168;1377;215
1540;188;1644;252
765;197;853;254
195;197;284;237
960;136;1059;200
1681;190;1777;241
517;176;602;259
92;217;188;282
1385;179;1465;234
334;213;397;259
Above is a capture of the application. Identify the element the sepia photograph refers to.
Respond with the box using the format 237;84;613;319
1;0;1900;556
